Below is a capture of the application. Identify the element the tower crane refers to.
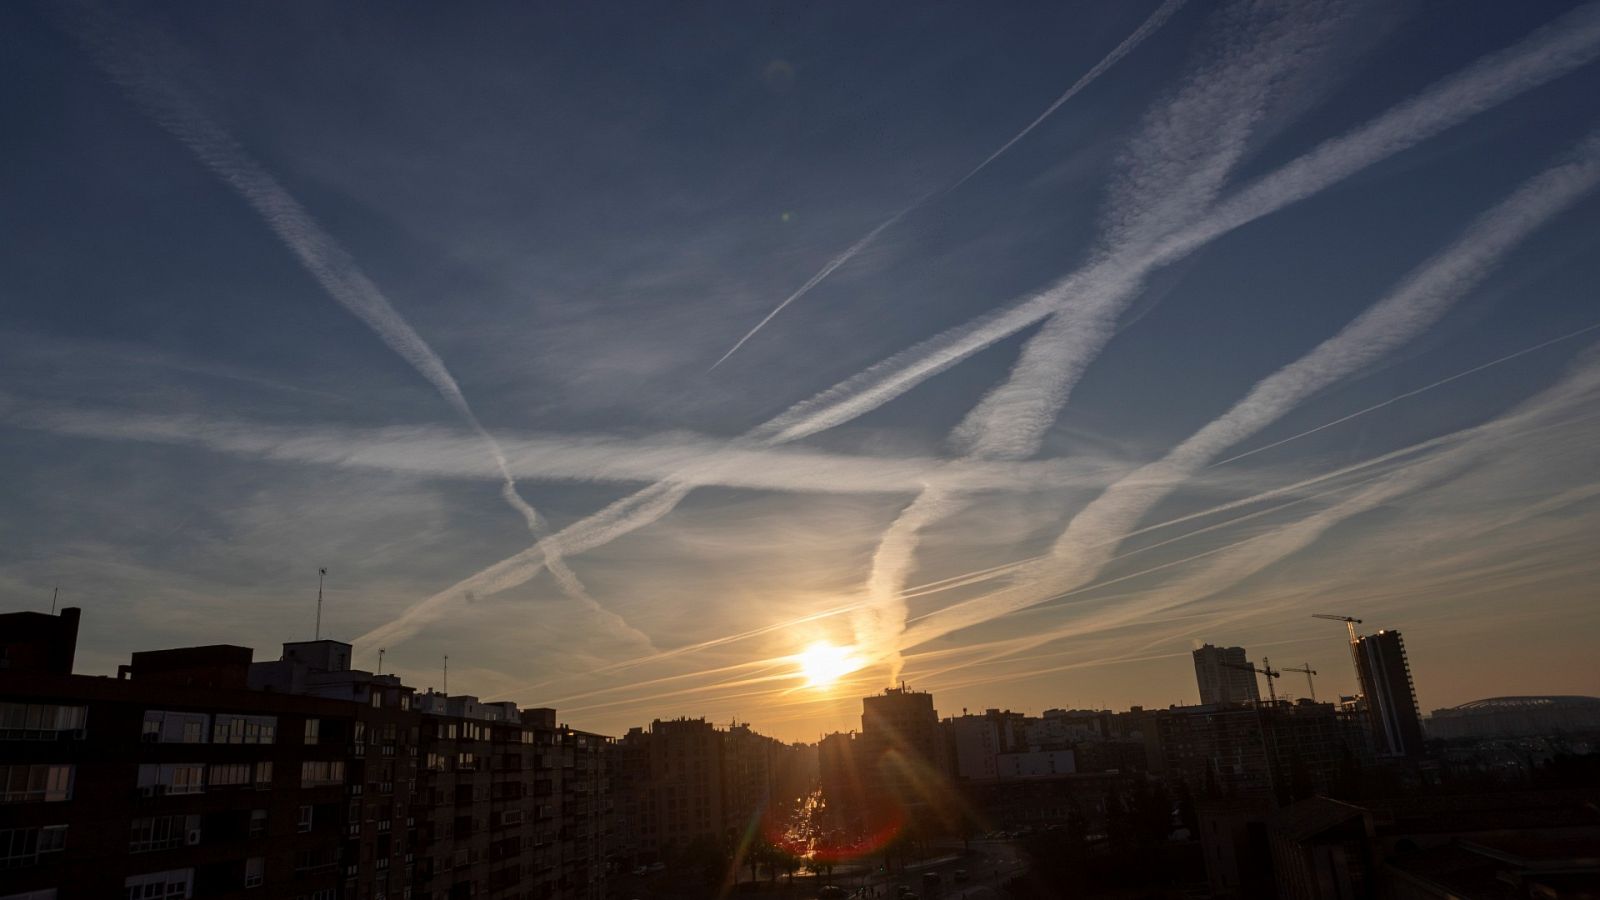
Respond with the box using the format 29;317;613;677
1284;663;1318;701
1313;613;1364;695
1223;657;1281;704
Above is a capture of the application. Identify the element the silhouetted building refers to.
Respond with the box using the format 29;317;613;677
0;643;355;898
0;606;80;675
944;708;1026;780
611;716;804;867
1355;630;1424;758
857;686;952;834
1194;644;1262;706
1426;695;1600;740
0;611;611;900
1157;700;1367;800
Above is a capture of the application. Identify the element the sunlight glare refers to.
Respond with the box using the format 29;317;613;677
797;641;861;689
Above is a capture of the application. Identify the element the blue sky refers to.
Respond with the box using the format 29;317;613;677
3;0;1599;739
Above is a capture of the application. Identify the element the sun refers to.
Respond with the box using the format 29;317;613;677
797;641;861;689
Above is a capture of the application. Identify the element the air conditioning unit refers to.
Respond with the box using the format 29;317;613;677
186;828;203;845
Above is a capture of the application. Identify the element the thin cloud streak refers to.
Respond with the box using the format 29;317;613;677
1210;318;1600;467
900;349;1600;656
15;408;1138;496
64;2;650;648
863;0;1365;678
707;0;1188;371
756;2;1600;448
352;2;1600;656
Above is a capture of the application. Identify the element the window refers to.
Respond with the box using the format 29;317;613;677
254;761;273;786
211;715;276;745
296;806;313;833
243;857;264;889
0;765;72;803
303;720;320;746
123;868;193;899
136;764;205;796
141;711;208;744
0;825;66;868
0;703;86;741
299;760;344;787
0;889;59;900
371;693;382;708
248;810;267;839
208;763;251;787
129;815;198;853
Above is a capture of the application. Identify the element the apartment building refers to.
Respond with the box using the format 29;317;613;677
0;632;354;899
0;607;612;900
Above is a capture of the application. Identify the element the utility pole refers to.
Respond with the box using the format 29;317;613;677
315;567;328;640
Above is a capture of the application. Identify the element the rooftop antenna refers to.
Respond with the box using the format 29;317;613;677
50;586;58;615
315;567;328;640
443;655;448;696
377;648;386;676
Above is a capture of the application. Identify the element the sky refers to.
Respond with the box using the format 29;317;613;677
3;0;1599;742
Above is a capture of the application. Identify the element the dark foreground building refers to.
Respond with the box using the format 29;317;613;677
0;607;611;900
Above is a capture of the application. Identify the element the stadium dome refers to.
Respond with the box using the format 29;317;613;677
1426;696;1600;740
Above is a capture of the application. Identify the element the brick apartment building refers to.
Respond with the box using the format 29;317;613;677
0;607;610;900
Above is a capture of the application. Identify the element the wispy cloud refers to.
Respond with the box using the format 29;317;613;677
900;347;1600;654
63;2;650;647
858;0;1370;677
346;1;1600;660
756;1;1600;448
15;407;1137;496
707;0;1189;371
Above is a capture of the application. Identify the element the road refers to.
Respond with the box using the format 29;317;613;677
827;840;1027;900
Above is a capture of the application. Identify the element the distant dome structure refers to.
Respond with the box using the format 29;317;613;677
1425;695;1600;740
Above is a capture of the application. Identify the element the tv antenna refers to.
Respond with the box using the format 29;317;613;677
315;567;328;640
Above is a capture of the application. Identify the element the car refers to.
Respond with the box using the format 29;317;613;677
631;866;647;876
954;869;969;883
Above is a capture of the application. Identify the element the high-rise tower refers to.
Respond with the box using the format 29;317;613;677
1355;629;1424;757
1193;644;1262;705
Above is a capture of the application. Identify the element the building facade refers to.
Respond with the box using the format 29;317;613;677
1193;644;1262;706
0;608;611;900
1354;631;1423;758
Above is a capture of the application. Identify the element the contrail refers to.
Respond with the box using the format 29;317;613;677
706;0;1189;371
900;131;1600;651
756;1;1600;448
20;410;1136;496
1210;318;1600;467
65;3;651;648
901;343;1600;653
354;1;1600;652
862;0;1365;678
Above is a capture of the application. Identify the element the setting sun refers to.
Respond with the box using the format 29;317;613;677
797;641;862;688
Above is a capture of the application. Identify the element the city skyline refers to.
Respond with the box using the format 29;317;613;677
4;1;1600;743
